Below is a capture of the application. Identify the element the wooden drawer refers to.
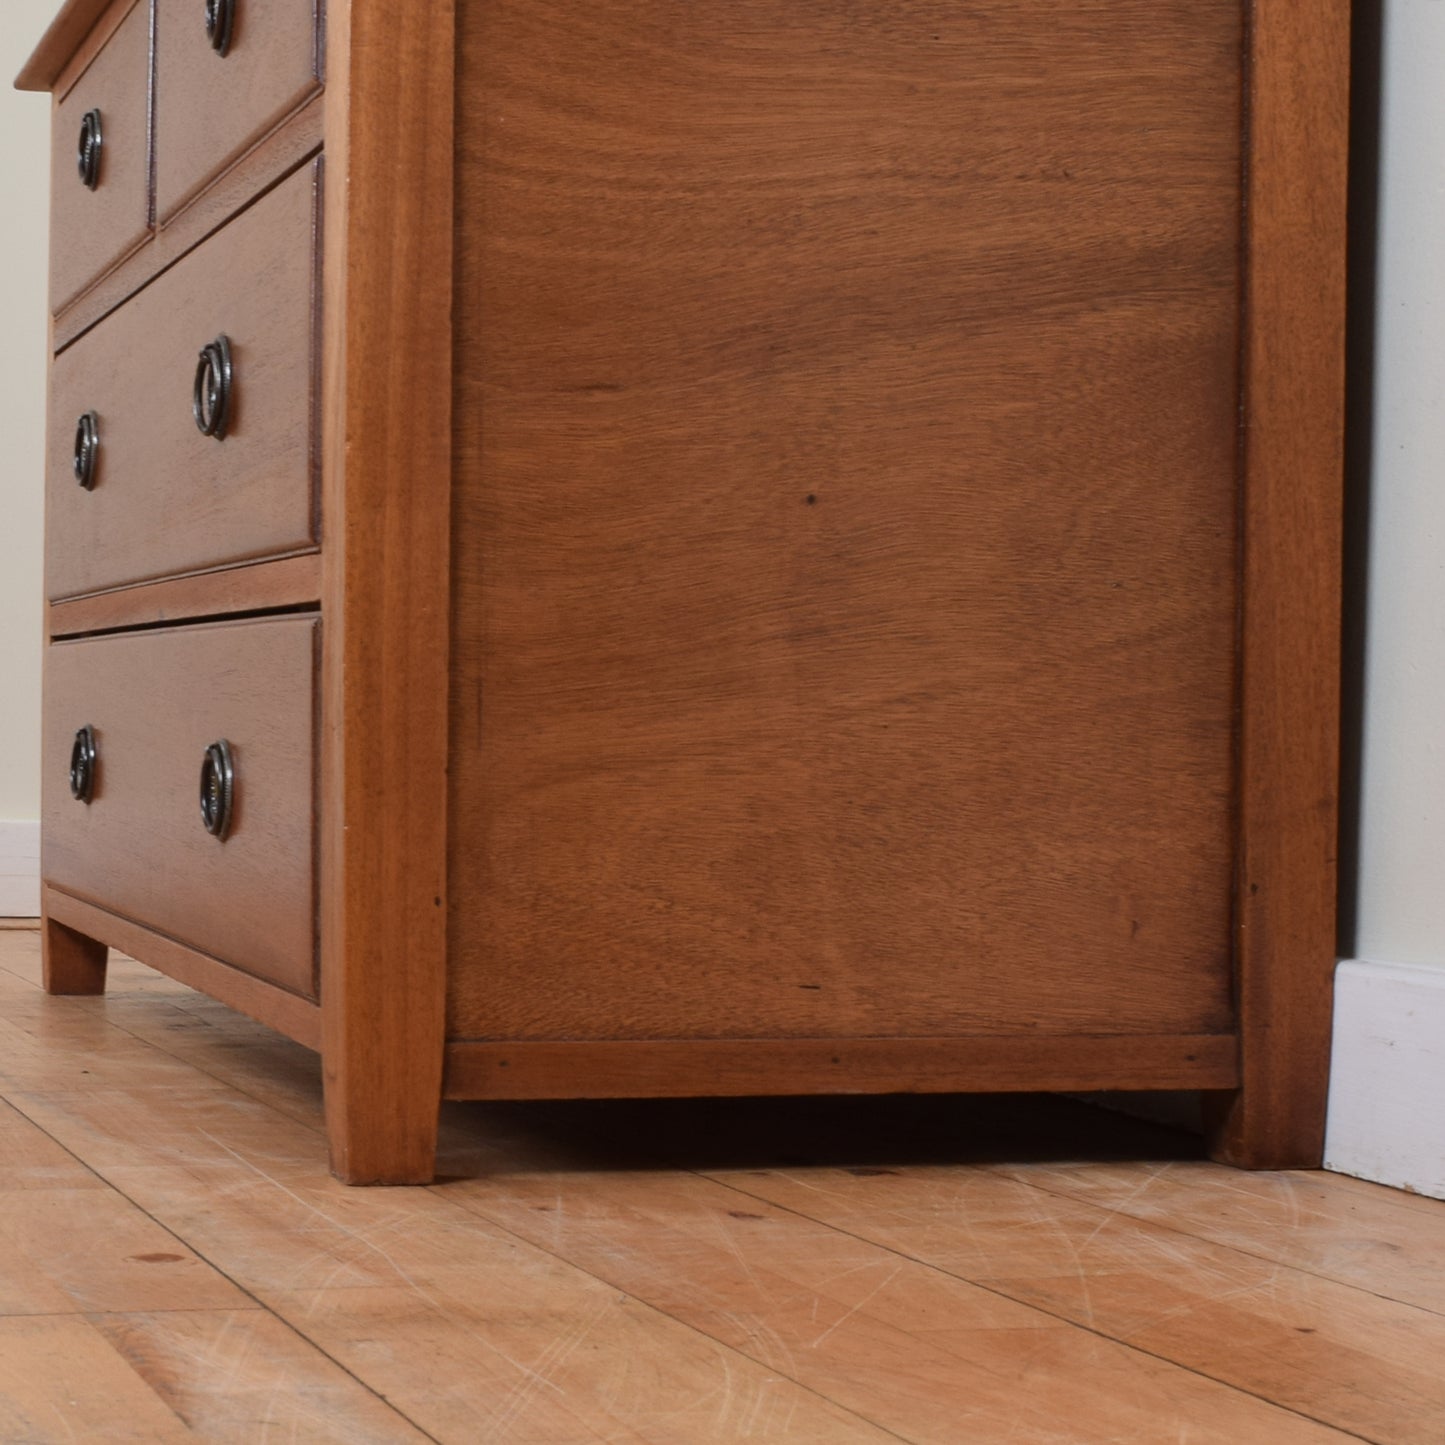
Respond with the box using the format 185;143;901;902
49;0;150;312
43;616;319;998
47;158;320;601
155;0;321;220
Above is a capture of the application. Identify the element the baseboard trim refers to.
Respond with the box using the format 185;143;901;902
1325;958;1445;1200
0;820;40;918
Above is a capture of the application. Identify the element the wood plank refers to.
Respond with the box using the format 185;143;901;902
993;1157;1445;1316
687;1160;1445;1445
3;932;1436;1443
47;555;321;639
8;1099;898;1440
0;1185;248;1316
0;1317;191;1444
0;1097;102;1192
318;0;455;1183
88;1310;434;1443
444;1034;1240;1101
264;1282;904;1444
448;0;1243;1054
440;1164;1375;1445
42;890;321;1051
1213;0;1351;1167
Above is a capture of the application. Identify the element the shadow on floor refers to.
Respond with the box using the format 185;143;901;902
436;1090;1207;1181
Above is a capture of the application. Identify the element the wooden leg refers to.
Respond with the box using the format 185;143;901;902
322;1030;442;1185
43;915;109;996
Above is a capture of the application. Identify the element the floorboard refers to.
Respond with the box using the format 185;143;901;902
3;927;1442;1443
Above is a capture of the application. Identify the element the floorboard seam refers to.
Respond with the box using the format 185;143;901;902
704;1171;1384;1445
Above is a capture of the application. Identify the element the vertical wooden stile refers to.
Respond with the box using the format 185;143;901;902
319;0;456;1182
1210;0;1351;1167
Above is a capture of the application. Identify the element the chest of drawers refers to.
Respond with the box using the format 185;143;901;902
20;0;1349;1183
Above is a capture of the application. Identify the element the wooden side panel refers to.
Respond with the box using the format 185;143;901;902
1208;0;1351;1168
318;0;454;1183
43;617;319;998
448;1;1245;1046
47;159;320;600
154;0;321;221
48;0;150;310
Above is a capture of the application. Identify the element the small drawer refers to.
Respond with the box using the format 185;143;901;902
49;0;151;312
155;0;321;220
43;616;319;997
47;159;320;601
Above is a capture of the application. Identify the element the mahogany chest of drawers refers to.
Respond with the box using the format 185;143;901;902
20;0;1349;1183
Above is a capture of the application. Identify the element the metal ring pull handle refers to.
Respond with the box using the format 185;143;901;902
193;335;233;440
73;412;100;490
205;0;236;56
200;739;235;839
70;726;97;804
77;108;102;189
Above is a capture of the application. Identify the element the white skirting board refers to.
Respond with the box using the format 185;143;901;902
1325;959;1445;1201
0;820;40;918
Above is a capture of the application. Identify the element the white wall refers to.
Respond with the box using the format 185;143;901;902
1;2;56;819
0;3;56;913
1325;0;1445;1199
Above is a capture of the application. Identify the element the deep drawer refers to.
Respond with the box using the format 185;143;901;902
154;0;321;221
49;0;151;312
47;158;320;601
43;616;319;998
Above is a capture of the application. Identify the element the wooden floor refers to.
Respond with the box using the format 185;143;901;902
2;925;1444;1443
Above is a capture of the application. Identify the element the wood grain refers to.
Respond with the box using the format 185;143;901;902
43;618;319;998
154;0;321;221
47;159;321;600
4;929;1436;1444
42;888;322;1049
53;98;323;352
318;0;454;1183
86;1310;435;1443
46;552;321;639
448;0;1245;1052
1210;0;1352;1169
40;912;107;995
443;1034;1240;1101
690;1159;1445;1444
47;0;149;311
15;0;132;92
0;1318;193;1443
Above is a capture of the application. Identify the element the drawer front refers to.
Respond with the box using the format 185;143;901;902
48;159;320;600
155;0;321;220
50;0;151;312
43;617;318;998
